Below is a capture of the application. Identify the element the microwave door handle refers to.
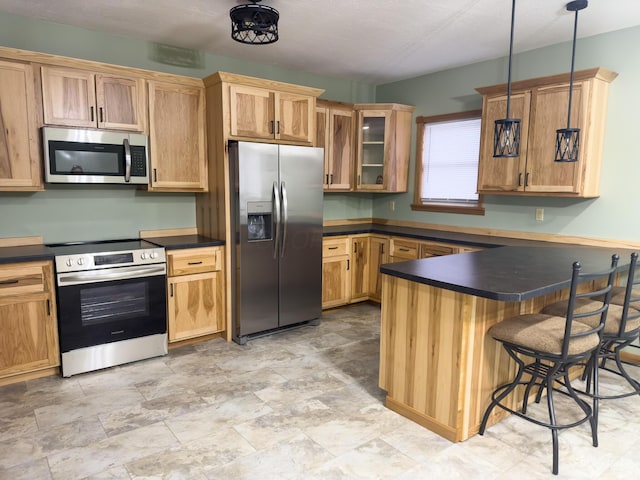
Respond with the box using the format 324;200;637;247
123;138;132;182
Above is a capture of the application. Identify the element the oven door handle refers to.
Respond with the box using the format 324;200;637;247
57;264;166;286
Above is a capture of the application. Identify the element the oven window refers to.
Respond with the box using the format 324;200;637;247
80;281;149;326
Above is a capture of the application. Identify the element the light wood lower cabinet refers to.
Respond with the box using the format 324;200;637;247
166;246;225;342
322;234;479;309
0;261;59;383
322;237;351;309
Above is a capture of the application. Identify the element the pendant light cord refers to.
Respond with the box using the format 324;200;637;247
505;0;516;119
566;7;580;129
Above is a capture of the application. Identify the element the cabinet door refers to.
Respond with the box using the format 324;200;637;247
148;81;207;191
369;236;389;302
322;255;351;309
0;60;42;191
315;105;330;188
350;237;370;302
356;110;390;190
275;92;314;144
168;271;224;342
96;74;146;132
229;84;274;140
477;92;530;193
525;83;585;194
41;66;96;128
327;109;355;190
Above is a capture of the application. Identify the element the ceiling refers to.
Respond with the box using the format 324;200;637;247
1;0;640;84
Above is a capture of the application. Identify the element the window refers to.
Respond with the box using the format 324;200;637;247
412;110;485;215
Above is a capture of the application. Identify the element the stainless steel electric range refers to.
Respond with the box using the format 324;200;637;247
48;239;168;377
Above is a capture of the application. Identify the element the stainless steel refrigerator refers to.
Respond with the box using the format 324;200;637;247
229;141;324;344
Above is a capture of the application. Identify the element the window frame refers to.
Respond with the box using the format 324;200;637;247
412;109;485;215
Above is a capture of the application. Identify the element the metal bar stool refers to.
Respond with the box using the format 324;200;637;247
479;254;619;476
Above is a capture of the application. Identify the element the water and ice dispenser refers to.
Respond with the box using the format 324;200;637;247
247;201;272;241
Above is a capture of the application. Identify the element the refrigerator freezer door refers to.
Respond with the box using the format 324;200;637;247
236;142;280;336
278;145;324;327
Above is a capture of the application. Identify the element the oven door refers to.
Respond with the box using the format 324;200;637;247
56;265;167;352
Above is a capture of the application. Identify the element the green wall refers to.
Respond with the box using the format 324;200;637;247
374;26;640;243
0;12;375;242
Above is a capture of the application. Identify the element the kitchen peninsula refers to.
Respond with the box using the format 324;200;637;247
378;245;628;442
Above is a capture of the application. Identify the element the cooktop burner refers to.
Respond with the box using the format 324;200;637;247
47;239;159;255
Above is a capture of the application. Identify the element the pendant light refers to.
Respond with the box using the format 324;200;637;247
230;0;279;45
555;0;587;162
493;0;520;158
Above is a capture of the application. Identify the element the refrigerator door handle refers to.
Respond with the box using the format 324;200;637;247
273;181;281;259
280;181;288;258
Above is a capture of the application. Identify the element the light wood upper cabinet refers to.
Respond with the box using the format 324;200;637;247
316;100;355;191
147;80;207;191
0;59;42;191
354;103;415;192
476;68;617;197
229;84;315;144
0;261;59;383
167;247;225;342
41;66;146;132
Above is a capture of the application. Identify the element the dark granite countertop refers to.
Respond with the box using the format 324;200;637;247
0;244;55;265
145;235;225;250
323;223;555;249
381;245;633;301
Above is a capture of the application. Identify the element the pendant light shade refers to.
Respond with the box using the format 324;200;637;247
493;0;521;158
555;0;587;162
230;0;279;45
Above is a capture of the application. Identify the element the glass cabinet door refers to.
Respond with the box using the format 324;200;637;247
356;110;390;190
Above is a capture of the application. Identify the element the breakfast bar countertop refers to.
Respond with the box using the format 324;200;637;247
380;245;631;301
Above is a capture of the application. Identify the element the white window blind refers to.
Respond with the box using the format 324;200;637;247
420;117;481;203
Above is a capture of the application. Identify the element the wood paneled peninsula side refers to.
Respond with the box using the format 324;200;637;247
378;245;629;442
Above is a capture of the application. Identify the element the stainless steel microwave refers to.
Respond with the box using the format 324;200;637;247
42;127;149;185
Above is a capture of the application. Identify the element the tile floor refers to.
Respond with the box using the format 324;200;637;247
1;302;639;479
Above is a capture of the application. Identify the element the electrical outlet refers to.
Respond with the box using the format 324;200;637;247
389;200;395;211
535;208;544;222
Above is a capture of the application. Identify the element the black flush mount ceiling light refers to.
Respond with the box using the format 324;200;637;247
555;0;588;162
230;0;279;45
493;0;521;158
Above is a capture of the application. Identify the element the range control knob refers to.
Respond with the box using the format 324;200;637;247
66;258;73;267
77;257;85;266
140;252;148;260
150;251;158;259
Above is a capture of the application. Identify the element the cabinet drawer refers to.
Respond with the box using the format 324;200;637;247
167;247;221;276
323;237;350;257
420;243;459;258
0;265;46;297
389;238;419;259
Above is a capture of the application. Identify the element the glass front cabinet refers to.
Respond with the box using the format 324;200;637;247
354;103;414;192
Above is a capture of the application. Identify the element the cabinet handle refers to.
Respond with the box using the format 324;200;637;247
525;172;530;187
347;259;350;270
90;106;95;122
153;168;158;182
357;174;361;185
330;174;333;184
0;279;19;285
380;244;384;254
399;248;410;252
328;246;338;250
46;299;51;316
325;174;329;185
187;261;203;265
170;283;174;297
270;120;275;134
276;121;280;134
354;243;357;254
99;107;104;123
518;173;522;187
